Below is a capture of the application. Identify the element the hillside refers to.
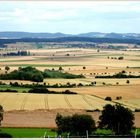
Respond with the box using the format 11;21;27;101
0;31;140;40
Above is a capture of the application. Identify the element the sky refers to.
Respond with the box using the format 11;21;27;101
0;1;140;34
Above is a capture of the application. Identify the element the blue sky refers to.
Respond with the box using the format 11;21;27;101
0;1;140;34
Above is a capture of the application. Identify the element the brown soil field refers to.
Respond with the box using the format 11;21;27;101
1;109;140;128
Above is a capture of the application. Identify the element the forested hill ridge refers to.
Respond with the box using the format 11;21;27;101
0;31;140;40
0;37;140;48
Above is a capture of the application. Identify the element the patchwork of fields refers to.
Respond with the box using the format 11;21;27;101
0;47;140;128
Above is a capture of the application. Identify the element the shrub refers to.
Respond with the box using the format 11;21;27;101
28;88;49;93
126;80;130;84
135;109;140;112
0;89;18;92
0;133;12;138
116;96;122;100
105;96;112;101
118;56;124;60
102;82;106;85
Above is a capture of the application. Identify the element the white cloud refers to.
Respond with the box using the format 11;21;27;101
0;1;140;33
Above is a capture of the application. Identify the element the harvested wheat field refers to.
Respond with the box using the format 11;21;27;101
0;93;112;111
1;109;140;128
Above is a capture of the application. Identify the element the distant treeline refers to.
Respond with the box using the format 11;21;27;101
2;51;30;56
95;72;140;78
0;37;140;47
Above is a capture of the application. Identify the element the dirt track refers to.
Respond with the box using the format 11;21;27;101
1;109;140;128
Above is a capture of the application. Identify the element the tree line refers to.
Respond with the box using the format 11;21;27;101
0;37;140;48
95;72;140;78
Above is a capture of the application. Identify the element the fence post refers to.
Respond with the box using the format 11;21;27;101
86;130;88;138
135;129;137;138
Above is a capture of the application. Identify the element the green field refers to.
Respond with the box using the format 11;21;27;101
0;128;140;138
0;128;56;138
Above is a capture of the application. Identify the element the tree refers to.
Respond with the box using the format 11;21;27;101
98;104;134;135
105;96;112;101
55;113;96;136
126;80;130;84
32;73;44;82
0;105;4;126
59;66;63;71
83;66;86;70
5;66;10;72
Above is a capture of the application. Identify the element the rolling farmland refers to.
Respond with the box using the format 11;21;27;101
0;47;140;128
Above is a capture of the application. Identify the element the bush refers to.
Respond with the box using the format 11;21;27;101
118;56;124;60
28;88;49;93
116;96;122;100
0;133;12;138
62;90;77;94
0;89;18;92
135;109;140;112
105;97;112;101
126;80;130;84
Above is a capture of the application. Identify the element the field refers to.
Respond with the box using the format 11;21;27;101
1;127;140;138
0;92;112;110
0;128;55;138
0;47;140;128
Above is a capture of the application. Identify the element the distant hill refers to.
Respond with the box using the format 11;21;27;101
0;32;72;39
0;31;140;40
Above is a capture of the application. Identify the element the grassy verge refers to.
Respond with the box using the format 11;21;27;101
0;128;56;138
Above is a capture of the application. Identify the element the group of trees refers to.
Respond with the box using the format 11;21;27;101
0;66;44;82
43;69;84;79
28;88;77;94
0;66;85;82
55;104;135;137
56;113;95;136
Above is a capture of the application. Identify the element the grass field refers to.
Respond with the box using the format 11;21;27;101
0;128;55;138
0;128;140;138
